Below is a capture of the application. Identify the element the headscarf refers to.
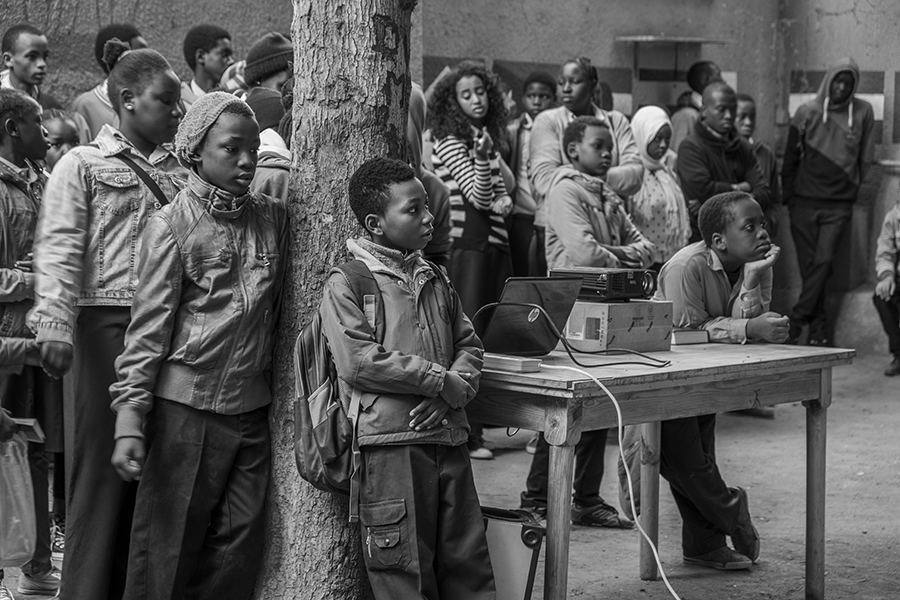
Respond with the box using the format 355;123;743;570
174;91;250;168
632;106;671;172
628;106;690;264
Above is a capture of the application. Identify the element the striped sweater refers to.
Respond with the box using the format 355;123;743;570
432;135;510;251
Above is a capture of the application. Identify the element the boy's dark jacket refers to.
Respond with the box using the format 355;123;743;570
0;159;44;338
677;120;772;210
319;238;483;447
782;57;875;205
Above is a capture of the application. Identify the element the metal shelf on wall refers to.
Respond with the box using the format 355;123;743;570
615;35;734;82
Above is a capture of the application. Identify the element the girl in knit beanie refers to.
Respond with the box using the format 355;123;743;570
109;89;289;600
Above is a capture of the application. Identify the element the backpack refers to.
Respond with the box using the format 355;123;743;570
293;260;383;522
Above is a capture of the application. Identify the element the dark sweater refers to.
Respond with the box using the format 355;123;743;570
781;57;875;207
677;121;771;211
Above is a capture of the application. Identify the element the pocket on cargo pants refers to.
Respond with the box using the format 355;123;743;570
359;498;411;571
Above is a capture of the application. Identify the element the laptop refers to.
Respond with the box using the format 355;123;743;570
475;277;583;357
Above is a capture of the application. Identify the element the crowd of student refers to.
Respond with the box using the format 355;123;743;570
0;16;897;600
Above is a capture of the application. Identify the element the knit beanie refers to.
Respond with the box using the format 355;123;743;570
174;91;250;167
245;87;285;131
244;33;292;86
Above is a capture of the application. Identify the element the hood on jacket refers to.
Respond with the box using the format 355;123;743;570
817;57;860;125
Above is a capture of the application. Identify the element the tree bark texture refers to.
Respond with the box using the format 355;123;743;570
254;1;415;599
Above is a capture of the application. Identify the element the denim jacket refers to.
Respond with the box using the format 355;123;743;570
110;172;289;440
319;238;483;447
30;125;188;345
0;157;44;340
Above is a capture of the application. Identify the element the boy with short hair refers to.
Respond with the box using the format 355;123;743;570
874;201;900;376
654;191;789;570
735;92;782;235
1;24;62;110
181;25;234;110
678;82;771;243
502;71;556;276
0;87;60;597
671;60;722;154
109;92;288;600
320;157;494;599
521;116;653;529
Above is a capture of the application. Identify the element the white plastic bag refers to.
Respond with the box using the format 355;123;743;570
0;432;36;568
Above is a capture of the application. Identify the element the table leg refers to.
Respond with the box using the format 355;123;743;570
639;421;661;580
805;369;831;600
545;442;576;600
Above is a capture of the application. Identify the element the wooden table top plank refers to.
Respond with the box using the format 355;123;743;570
480;345;855;398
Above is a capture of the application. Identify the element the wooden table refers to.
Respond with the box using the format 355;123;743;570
467;344;855;600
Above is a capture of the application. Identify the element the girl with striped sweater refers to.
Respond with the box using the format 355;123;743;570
428;61;512;460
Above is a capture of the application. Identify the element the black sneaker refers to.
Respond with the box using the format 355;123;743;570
684;546;752;570
519;492;547;524
571;500;634;529
885;355;900;377
51;513;65;561
731;486;760;562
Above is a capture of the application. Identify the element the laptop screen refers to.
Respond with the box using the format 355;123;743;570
476;277;582;357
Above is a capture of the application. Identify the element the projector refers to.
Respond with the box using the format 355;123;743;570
549;267;657;302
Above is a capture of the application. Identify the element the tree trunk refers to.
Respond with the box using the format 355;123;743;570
254;1;415;598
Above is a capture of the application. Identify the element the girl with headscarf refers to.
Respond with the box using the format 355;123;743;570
628;106;691;269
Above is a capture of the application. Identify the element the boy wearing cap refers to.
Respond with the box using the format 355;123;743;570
244;32;291;92
109;92;288;600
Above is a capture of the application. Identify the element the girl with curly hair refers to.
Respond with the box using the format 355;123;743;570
428;61;512;460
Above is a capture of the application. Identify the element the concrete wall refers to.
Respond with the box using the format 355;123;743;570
421;0;783;142
3;0;293;105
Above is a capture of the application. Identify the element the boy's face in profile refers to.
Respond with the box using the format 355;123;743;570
717;198;770;264
195;113;260;196
5;101;49;163
522;82;554;119
568;125;612;178
3;33;49;88
201;38;234;83
703;89;736;136
368;178;434;252
45;117;80;170
735;100;756;139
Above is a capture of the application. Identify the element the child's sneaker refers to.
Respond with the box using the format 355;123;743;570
51;513;66;560
17;566;61;596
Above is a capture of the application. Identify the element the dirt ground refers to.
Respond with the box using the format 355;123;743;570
471;356;900;599
3;356;896;599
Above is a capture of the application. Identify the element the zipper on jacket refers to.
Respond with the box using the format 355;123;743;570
366;528;373;557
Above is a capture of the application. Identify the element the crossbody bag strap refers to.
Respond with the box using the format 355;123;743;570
115;153;170;206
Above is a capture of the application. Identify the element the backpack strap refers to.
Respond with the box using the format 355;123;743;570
333;259;383;523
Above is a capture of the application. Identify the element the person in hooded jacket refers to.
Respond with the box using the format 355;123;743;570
677;82;771;244
782;57;875;346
